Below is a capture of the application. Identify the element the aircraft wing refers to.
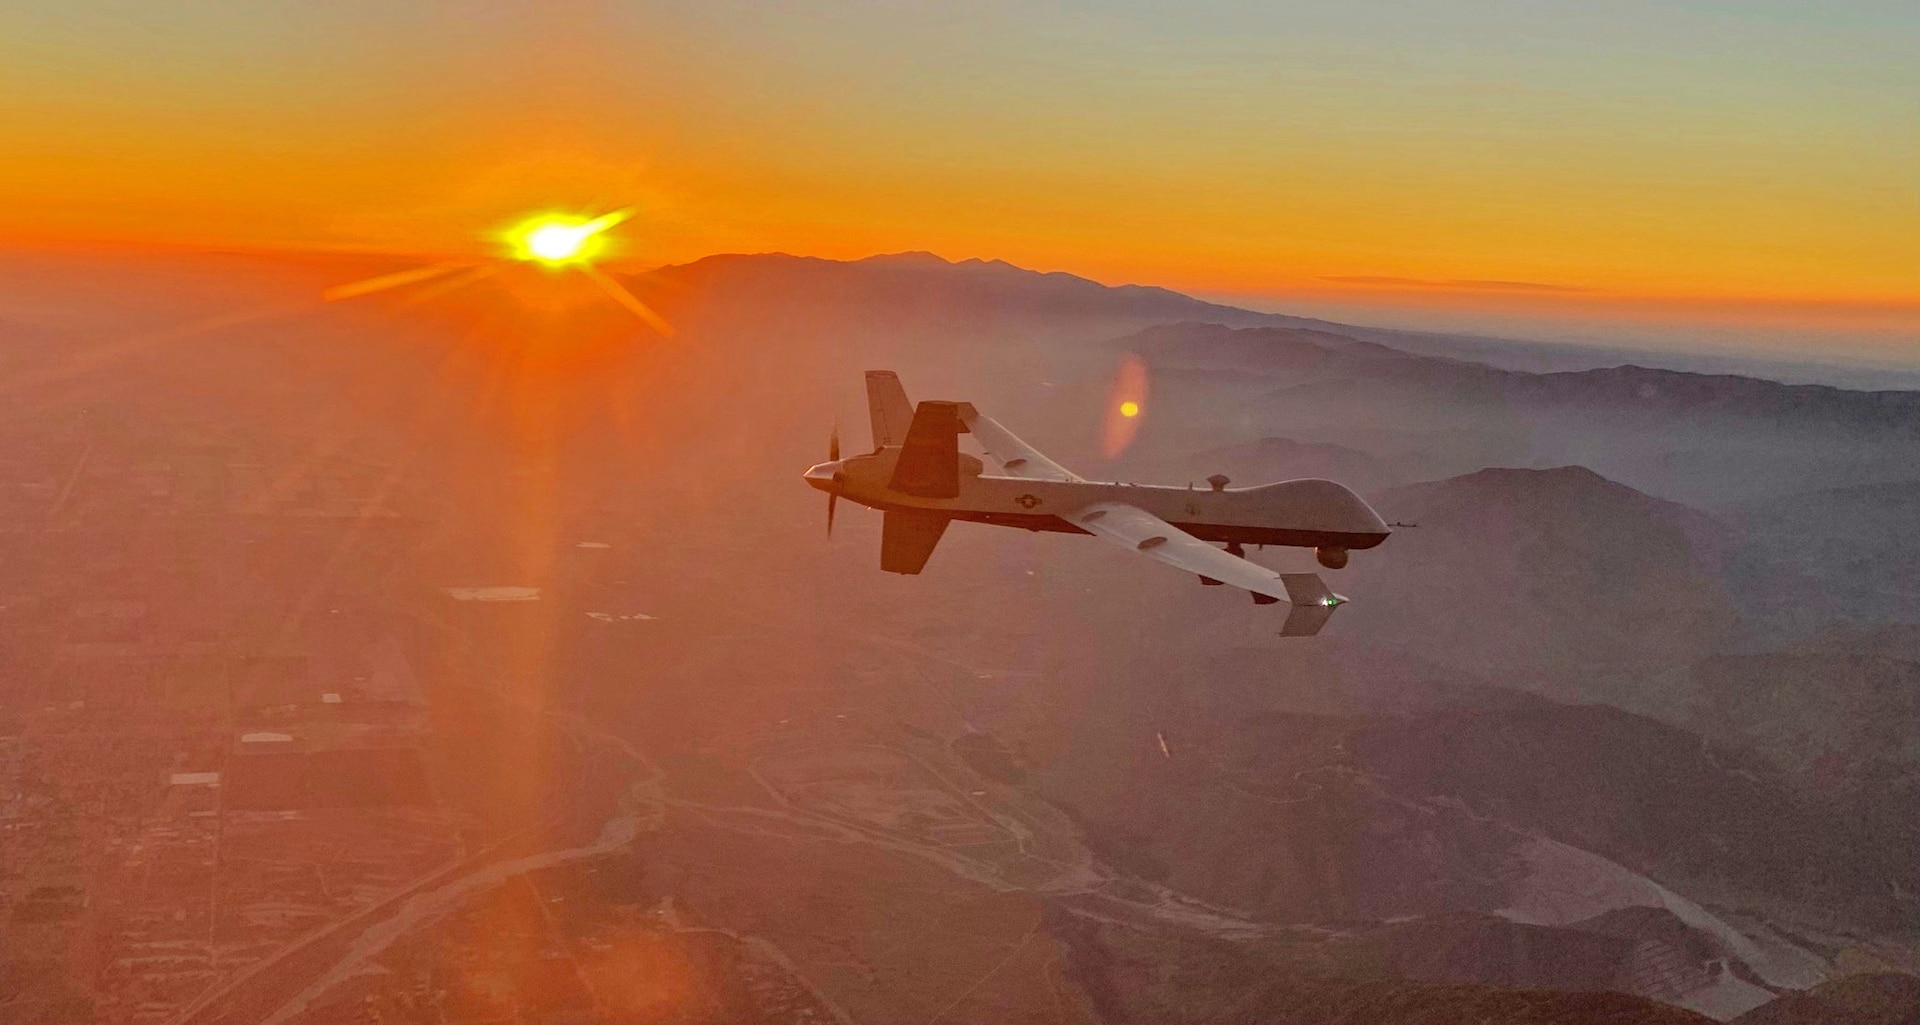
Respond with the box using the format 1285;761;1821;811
956;403;1082;482
1064;501;1346;636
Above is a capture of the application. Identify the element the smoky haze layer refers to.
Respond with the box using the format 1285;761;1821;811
0;247;1915;1025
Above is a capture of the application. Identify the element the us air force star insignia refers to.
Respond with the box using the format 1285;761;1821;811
1015;494;1041;509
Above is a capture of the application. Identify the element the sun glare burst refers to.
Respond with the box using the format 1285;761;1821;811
322;206;670;334
504;209;630;267
528;224;589;261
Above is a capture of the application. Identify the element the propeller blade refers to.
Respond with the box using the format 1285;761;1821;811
827;420;842;536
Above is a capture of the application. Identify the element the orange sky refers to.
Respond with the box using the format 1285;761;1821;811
2;2;1914;342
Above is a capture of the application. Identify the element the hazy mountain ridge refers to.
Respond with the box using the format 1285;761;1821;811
1688;644;1920;773
1120;320;1424;367
1336;466;1739;683
1730;480;1920;626
643;250;1920;389
1100;317;1920;507
1081;309;1920;438
646;252;1347;336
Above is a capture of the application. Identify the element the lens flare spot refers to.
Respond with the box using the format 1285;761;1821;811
1102;355;1150;457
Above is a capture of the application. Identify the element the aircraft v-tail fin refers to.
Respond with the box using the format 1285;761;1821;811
881;510;950;574
1278;573;1342;637
889;400;965;498
866;371;915;449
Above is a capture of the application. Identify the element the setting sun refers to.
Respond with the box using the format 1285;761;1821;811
1119;401;1140;418
528;224;589;262
503;210;630;267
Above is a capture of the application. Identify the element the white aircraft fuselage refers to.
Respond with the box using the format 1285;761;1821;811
805;445;1390;553
800;372;1388;634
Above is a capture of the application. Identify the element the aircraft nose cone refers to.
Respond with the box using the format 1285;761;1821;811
803;461;845;491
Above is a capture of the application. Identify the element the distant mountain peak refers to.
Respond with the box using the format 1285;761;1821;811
1385;465;1725;535
859;250;951;267
1448;464;1624;493
1349;463;1739;681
